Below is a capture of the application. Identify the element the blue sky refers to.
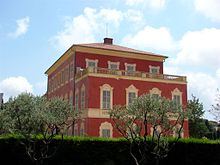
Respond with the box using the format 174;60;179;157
0;0;220;119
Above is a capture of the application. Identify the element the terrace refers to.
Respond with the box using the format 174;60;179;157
75;67;187;83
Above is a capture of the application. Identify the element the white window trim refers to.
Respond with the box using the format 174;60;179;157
99;122;113;138
70;62;74;80
80;122;85;136
100;84;113;110
149;88;161;96
81;84;86;110
75;88;79;110
125;63;136;71
86;58;98;68
149;65;160;74
171;88;182;105
126;85;138;106
108;61;120;70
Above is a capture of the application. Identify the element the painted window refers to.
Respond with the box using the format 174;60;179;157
99;122;113;138
125;63;136;75
70;91;73;107
65;65;69;83
102;129;110;138
61;70;65;85
81;85;85;110
70;63;74;80
126;85;138;106
75;89;79;110
86;59;98;68
102;90;110;109
149;65;160;74
80;123;84;136
128;92;136;105
108;61;119;70
171;88;182;109
149;88;161;99
100;84;113;110
74;124;78;136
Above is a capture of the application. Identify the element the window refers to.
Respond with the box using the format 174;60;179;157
61;70;65;85
171;88;182;109
102;90;110;109
152;94;159;100
86;59;98;68
99;122;113;138
149;88;161;99
100;84;113;110
102;129;110;138
75;89;79;110
74;124;78;136
126;85;138;106
149;65;160;74
81;85;85;110
65;65;69;83
108;61;119;70
173;95;181;107
80;123;84;136
128;92;136;105
70;63;74;80
70;91;73;107
125;63;136;76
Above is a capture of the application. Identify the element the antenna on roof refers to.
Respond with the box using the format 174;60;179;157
105;23;108;37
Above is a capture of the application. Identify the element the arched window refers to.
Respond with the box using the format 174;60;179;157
171;88;182;108
126;85;138;106
149;87;161;99
99;122;113;138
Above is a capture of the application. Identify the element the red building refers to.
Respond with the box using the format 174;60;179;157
45;38;188;138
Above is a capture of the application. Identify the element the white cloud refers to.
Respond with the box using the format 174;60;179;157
194;0;220;22
0;76;33;101
173;28;220;67
187;72;219;119
216;68;220;77
52;7;123;50
124;9;144;23
122;26;175;51
125;0;166;9
9;17;30;38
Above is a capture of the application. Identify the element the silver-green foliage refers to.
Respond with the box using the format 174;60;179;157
0;93;80;164
110;94;187;165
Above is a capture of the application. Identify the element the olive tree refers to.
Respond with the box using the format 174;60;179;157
110;94;187;165
0;93;81;165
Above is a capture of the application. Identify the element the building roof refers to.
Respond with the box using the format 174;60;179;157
74;42;167;58
45;38;168;75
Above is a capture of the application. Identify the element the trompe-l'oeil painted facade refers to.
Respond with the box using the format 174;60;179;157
45;38;189;138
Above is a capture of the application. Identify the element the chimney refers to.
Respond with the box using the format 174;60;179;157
104;38;113;44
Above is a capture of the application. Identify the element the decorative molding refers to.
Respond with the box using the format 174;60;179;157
99;122;113;138
149;87;161;96
100;84;113;110
125;85;138;106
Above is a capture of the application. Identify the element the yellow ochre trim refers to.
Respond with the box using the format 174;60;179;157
75;46;166;62
86;73;187;85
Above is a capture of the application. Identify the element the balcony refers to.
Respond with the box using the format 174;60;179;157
75;67;187;83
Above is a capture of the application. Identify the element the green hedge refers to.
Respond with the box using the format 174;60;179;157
1;135;220;165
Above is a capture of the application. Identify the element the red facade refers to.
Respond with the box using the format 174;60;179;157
45;38;189;138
